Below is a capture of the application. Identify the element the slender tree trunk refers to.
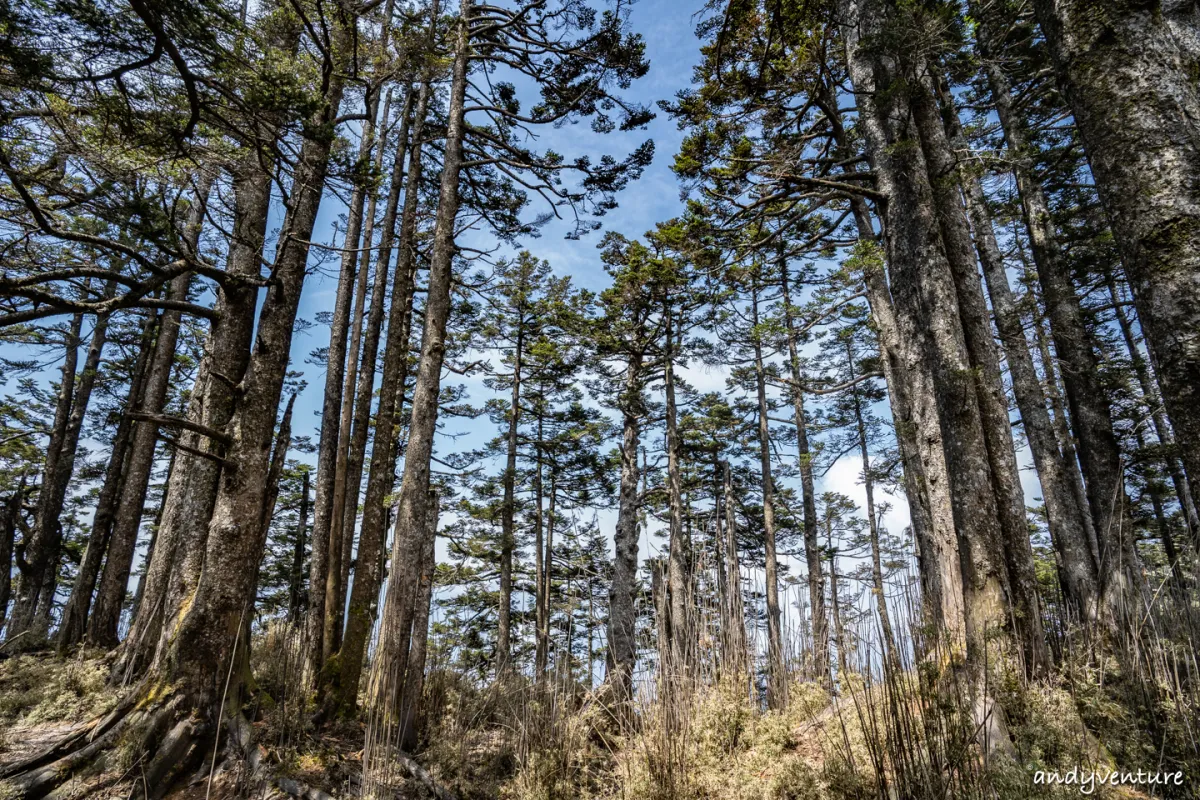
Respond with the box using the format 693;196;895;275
58;311;158;650
722;461;746;676
336;87;416;609
0;480;26;633
289;470;310;622
606;356;643;704
750;281;789;706
663;302;691;675
398;489;439;752
779;262;829;690
826;518;847;681
363;5;470;770
534;413;549;679
329;79;430;715
314;93;384;666
6;312;81;639
845;340;899;666
1031;0;1200;523
937;79;1100;623
1103;268;1200;548
497;313;525;673
977;18;1147;622
89;270;194;648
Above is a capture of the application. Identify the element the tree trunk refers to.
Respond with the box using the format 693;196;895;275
398;489;439;752
605;355;643;704
363;5;469;772
1103;267;1200;549
90;269;195;648
0;480;26;633
329;79;429;715
721;461;746;677
6;312;81;639
750;281;789;706
663;302;691;675
975;27;1147;621
534;413;549;679
58;310;158;651
313;92;384;666
335;86;416;617
289;469;310;622
937;77;1100;624
779;261;829;690
497;311;524;673
1031;0;1200;525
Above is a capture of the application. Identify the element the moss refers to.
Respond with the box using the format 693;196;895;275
0;653;116;728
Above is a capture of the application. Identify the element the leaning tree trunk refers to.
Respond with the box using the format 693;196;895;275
89;267;196;648
5;312;81;639
974;20;1147;621
936;76;1100;627
362;7;469;782
57;309;158;651
1031;0;1200;524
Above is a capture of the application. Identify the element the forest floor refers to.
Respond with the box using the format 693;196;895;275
0;649;1170;799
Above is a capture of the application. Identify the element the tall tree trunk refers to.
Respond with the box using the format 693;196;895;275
363;5;469;771
6;312;82;639
314;91;384;666
335;87;417;615
115;150;278;680
845;340;899;667
937;77;1100;623
330;89;396;630
0;480;26;633
750;281;789;706
289;469;310;622
534;412;549;679
58;310;157;650
779;261;829;690
329;78;429;715
722;461;746;676
606;355;643;704
819;77;961;648
663;302;691;675
89;268;195;648
497;309;525;673
975;27;1147;620
912;72;1048;675
398;489;439;752
843;0;1014;689
826;517;847;681
1103;267;1200;548
1031;0;1200;523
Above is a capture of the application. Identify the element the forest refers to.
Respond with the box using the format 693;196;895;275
0;0;1198;797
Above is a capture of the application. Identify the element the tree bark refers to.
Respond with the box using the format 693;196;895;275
750;281;789;706
1031;0;1200;525
89;269;194;648
363;5;470;769
605;354;643;704
398;489;439;752
663;301;691;676
289;469;310;622
329;79;429;715
58;310;158;650
937;77;1100;624
975;27;1147;620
